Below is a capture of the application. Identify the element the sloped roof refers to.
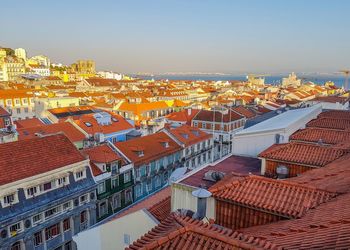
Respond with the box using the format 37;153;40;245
127;213;279;250
0;134;86;185
0;107;10;117
193;109;243;123
83;144;121;163
14;118;44;129
241;192;350;250
210;175;336;219
232;106;257;119
318;110;350;119
166;109;200;125
17;122;85;143
166;124;211;147
306;117;350;130
290;127;350;145
114;132;181;167
258;142;349;167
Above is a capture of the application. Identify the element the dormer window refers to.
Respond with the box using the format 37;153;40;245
181;133;189;139
3;193;15;205
161;142;169;148
191;130;200;136
136;150;144;157
84;122;92;127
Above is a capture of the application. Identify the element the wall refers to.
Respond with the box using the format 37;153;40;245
263;159;314;177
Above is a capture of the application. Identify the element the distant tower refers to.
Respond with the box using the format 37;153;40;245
340;70;350;91
15;48;27;61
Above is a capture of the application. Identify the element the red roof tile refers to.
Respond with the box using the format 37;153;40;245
114;132;181;167
73;112;134;135
83;144;121;163
166;109;200;125
290;127;350;145
0;107;10;117
306;117;350;130
165;124;211;147
127;213;279;250
312;96;349;104
14;118;44;129
232;106;257;119
318;109;350;119
210;175;336;219
148;196;171;222
17;122;86;143
259;142;349;167
0;134;86;185
193;109;244;123
241;192;350;250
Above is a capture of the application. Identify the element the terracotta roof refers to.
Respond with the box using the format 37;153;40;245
0;107;10;117
180;155;261;189
258;142;349;167
74;112;134;135
232;106;257;119
90;162;103;176
118;101;169;114
14;118;44;129
166;109;200;125
114;132;181;167
17;122;85;143
83;144;121;163
165;124;211;147
306;117;350;130
241;192;350;250
311;96;349;104
148;196;171;222
112;187;171;220
290;154;350;194
127;213;279;250
210;175;336;219
193;109;244;123
0;134;86;185
318;110;350;119
290;127;350;145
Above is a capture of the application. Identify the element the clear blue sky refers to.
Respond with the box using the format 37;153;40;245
1;0;349;74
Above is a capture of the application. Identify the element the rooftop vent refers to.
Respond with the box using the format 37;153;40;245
203;170;225;182
192;188;212;220
276;165;289;179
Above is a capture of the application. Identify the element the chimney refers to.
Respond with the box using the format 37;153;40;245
192;188;212;220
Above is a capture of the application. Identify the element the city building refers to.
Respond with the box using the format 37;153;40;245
0;134;97;250
232;105;321;157
281;72;302;87
14;48;27;61
2;56;25;81
162;124;213;169
83;144;134;221
0;106;17;143
192;108;245;160
0;90;35;121
113;132;182;202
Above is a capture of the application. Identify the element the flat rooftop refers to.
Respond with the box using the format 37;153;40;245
238;105;321;135
179;155;261;189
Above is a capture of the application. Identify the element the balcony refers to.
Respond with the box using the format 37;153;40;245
80;221;89;231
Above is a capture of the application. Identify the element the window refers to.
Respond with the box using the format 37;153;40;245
24;108;28;113
32;214;42;225
75;170;85;180
11;242;21;250
135;184;142;198
80;194;89;205
45;206;61;219
45;223;60;240
84;122;92;127
147;181;152;193
80;211;87;224
124;171;131;183
63;218;71;231
97;182;106;194
16;108;20;114
3;193;15;205
15;99;20;105
155;176;161;188
9;222;22;236
113;193;121;208
58;176;67;186
111;176;119;189
34;231;43;246
124;234;131;245
125;189;132;203
6;100;12;106
41;180;55;192
22;98;28;104
27;187;37;197
63;201;72;211
99;201;108;217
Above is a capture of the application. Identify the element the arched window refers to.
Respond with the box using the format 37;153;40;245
11;241;21;250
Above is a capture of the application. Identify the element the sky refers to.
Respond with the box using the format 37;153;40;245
1;0;349;74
